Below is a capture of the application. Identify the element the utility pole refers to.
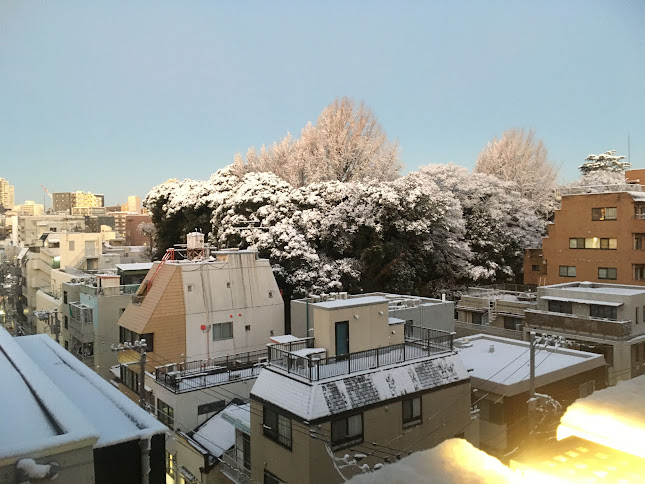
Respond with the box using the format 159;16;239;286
528;331;537;438
112;339;148;409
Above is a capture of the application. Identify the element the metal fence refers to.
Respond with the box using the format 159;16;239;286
267;327;454;382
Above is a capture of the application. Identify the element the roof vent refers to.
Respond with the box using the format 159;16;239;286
489;344;495;353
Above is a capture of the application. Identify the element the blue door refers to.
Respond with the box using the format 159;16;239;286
335;321;349;356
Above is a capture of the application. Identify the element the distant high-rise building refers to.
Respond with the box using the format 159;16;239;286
126;195;141;213
0;178;15;209
14;200;44;216
53;191;104;213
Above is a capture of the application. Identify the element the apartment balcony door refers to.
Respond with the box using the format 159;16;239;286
335;321;349;356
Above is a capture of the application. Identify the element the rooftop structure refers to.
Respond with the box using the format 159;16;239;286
0;326;166;483
455;334;606;456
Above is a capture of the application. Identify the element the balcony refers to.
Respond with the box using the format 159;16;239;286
155;349;266;393
219;450;251;484
267;326;454;382
525;309;631;340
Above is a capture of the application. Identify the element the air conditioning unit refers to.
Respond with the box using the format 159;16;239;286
320;294;328;302
339;292;348;300
71;278;78;284
311;295;322;303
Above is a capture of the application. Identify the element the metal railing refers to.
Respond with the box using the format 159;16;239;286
267;327;454;382
525;309;632;340
557;184;642;196
69;302;93;323
155;349;266;393
219;451;251;484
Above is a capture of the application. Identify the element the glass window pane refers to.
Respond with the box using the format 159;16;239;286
609;238;617;249
606;207;617;219
412;398;421;418
348;414;362;436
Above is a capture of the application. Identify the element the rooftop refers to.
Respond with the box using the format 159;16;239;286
543;281;645;297
0;326;166;461
455;334;605;397
311;295;387;310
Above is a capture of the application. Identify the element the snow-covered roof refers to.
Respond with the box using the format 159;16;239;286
17;247;29;260
251;353;468;422
557;375;645;458
270;334;302;344
388;317;405;325
541;295;623;307
115;262;154;272
13;333;167;449
311;295;388;310
191;404;250;458
455;334;605;397
544;282;645;297
0;327;99;460
348;438;516;484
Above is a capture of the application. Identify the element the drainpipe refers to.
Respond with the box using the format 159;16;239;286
139;437;151;484
306;299;309;337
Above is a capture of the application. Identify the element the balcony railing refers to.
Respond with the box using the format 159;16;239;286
267;326;454;382
155;349;266;393
69;302;93;323
525;309;632;340
219;450;251;484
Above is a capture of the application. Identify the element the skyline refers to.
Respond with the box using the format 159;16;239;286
1;1;644;205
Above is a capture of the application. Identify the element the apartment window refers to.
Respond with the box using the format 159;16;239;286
477;399;504;425
212;322;233;341
402;397;422;428
64;341;69;350
64;315;69;329
331;414;363;450
187;284;193;292
531;264;540;271
634;234;645;250
579;381;595;398
120;365;139;394
264;470;285;484
590;304;617;320
68;241;75;251
504;316;523;330
636;307;640;325
548;300;573;314
63;291;68;304
600;238;617;250
598;267;617;280
634;264;645;281
226;281;231;288
263;406;292;450
241;433;251;471
559;265;576;277
592;207;617;221
471;312;488;325
165;451;176;478
157;398;174;429
569;238;585;249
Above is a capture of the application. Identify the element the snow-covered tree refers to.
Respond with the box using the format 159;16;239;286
579;150;629;175
233;97;401;186
475;129;558;215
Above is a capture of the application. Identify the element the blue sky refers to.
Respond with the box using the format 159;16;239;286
1;1;643;205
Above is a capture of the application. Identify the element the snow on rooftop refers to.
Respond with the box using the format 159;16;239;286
455;335;605;397
191;404;250;458
270;334;302;344
388;317;405;325
545;282;645;297
557;375;645;458
540;295;623;307
312;295;388;310
348;438;516;484
15;334;167;448
252;353;468;421
115;262;154;271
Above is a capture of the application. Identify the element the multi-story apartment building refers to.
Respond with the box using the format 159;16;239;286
249;295;474;484
524;281;645;385
0;177;15;209
124;213;153;246
12;200;44;216
524;168;645;287
10;214;85;247
53;191;104;214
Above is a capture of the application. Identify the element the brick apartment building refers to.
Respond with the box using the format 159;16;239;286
525;169;645;287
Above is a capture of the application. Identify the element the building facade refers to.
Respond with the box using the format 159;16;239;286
53;191;105;214
0;177;15;209
524;169;645;287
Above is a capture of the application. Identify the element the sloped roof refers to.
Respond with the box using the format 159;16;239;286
251;353;469;422
191;403;250;458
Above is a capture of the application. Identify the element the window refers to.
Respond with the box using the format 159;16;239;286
559;265;576;277
268;290;274;298
68;241;75;251
402;397;422;427
264;470;285;484
634;264;645;281
120;365;139;394
64;341;69;350
503;316;523;330
197;400;226;416
331;414;363;450
157;398;174;429
569;238;585;249
165;451;176;479
531;264;540;272
212;322;233;341
226;281;231;288
245;324;251;331
592;207;617;221
119;327;154;352
590;304;617;320
263;406;292;450
635;234;645;250
477;399;505;425
64;315;69;329
598;267;617;280
579;381;595;398
63;291;68;304
187;284;193;292
637;307;640;325
242;433;251;471
600;238;617;250
472;312;488;325
548;300;573;314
